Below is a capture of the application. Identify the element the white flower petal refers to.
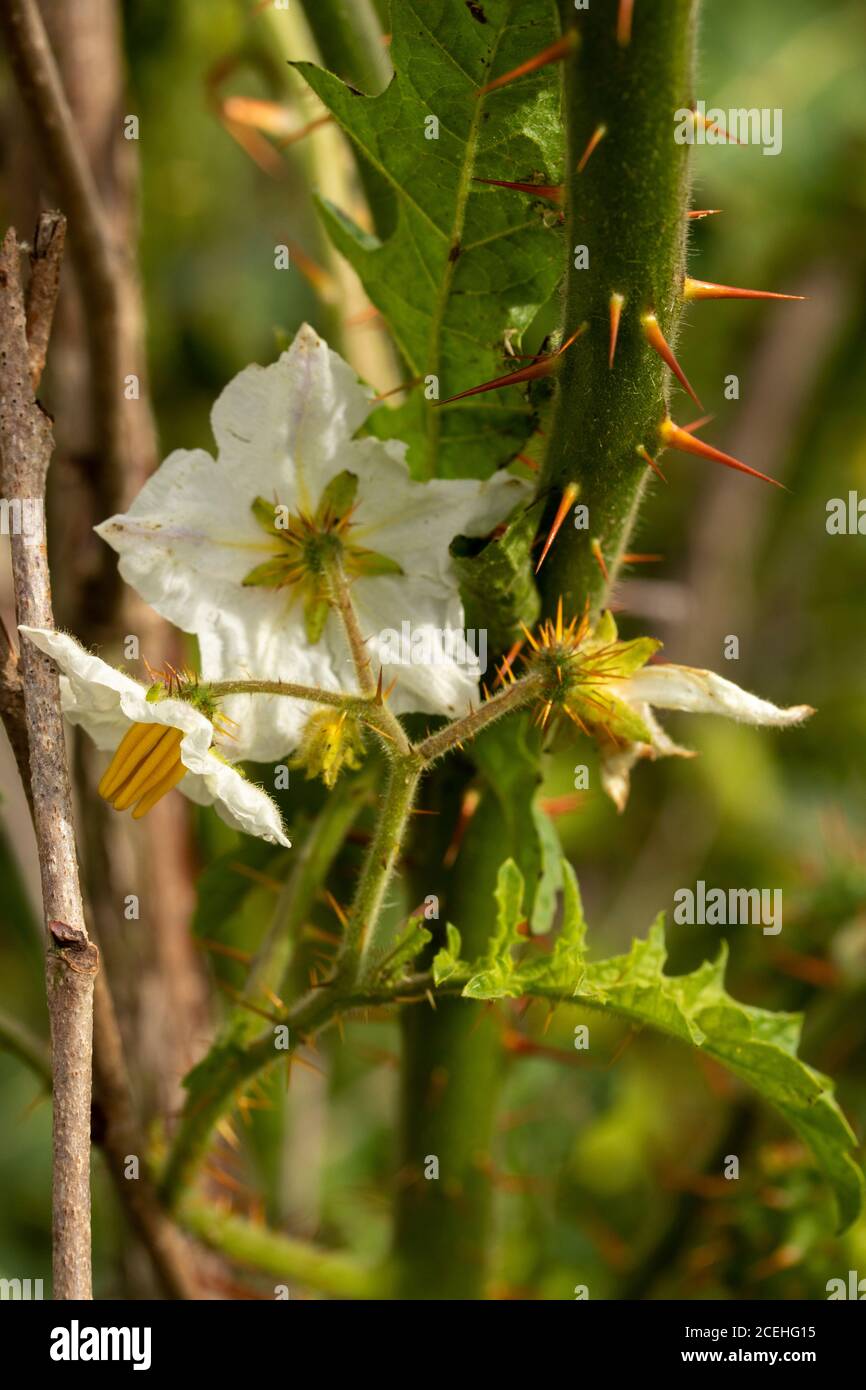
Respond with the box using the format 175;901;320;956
18;627;289;847
599;706;695;813
176;756;290;848
616;664;814;727
349;438;530;581
211;323;373;514
94;325;531;746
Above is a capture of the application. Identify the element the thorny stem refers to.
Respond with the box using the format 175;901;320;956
326;553;377;694
338;758;421;982
413;672;544;764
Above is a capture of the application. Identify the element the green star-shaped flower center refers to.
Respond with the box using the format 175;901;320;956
242;470;403;642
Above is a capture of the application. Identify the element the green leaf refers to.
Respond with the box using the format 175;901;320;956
469;716;545;919
577;927;864;1230
444;858;864;1228
432;922;467;986
529;801;563;936
463;857;526;999
450;499;542;651
374;915;433;984
296;0;564;479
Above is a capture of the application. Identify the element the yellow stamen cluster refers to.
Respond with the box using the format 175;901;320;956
97;722;187;819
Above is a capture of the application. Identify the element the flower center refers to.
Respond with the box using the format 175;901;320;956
242;470;403;643
98;722;186;818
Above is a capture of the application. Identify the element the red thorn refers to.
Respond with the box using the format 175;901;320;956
617;0;635;46
473;177;563;204
591;538;609;582
516;452;539;473
636;443;667;484
476;31;578;97
536;482;579;574
641;312;702;407
437;324;587;406
660;418;783;488
684;276;805;303
688;209;723;220
608;292;625;369
577;123;607;174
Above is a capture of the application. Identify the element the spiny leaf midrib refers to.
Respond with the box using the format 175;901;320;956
415;5;513;478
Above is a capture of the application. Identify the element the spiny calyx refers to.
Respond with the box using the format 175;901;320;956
294;707;366;788
523;601;660;743
242;470;402;642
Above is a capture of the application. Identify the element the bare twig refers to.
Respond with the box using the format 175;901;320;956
0;223;97;1300
24;207;65;390
0;217;198;1299
0;0;123;486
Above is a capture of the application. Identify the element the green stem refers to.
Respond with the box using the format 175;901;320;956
178;1196;389;1299
414;673;543;764
540;0;697;618
326;555;377;695
392;786;510;1299
160;983;340;1209
238;769;374;1041
338;757;421;981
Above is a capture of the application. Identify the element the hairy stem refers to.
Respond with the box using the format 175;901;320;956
414;673;543;764
178;1196;390;1299
540;0;697;617
339;758;421;980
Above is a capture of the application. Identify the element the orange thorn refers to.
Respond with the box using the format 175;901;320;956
659;418;783;488
437;324;587;406
516;452;539;473
636;443;667;484
681;413;713;434
688;209;723;220
535;482;579;574
591;538;609;582
621;553;663;564
641;311;702;407
323;889;350;929
608;292;625;368
287;242;339;303
577;123;607;174
476;31;579;97
494;638;526;688
473;177;563;205
684;276;805;303
617;0;635;46
693;111;744;145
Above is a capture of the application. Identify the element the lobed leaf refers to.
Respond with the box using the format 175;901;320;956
296;0;564;480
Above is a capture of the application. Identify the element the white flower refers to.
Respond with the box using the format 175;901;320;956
19;626;290;848
95;324;530;761
600;661;813;811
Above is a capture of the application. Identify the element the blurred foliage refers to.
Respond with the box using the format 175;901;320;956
1;0;865;1298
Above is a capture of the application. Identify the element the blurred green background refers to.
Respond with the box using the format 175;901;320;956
1;0;864;1299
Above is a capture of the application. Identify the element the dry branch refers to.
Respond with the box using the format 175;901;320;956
0;222;96;1300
